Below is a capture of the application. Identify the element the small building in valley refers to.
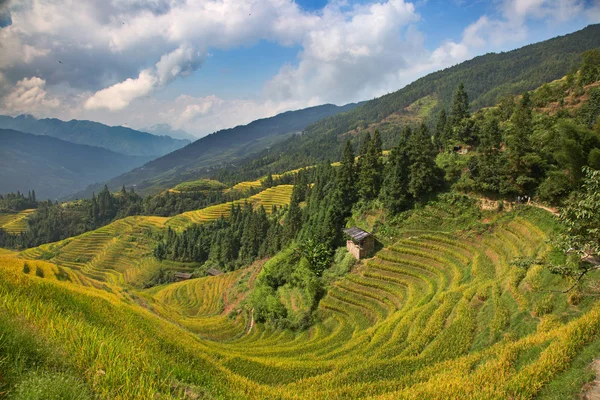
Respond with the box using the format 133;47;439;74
174;272;193;281
344;227;374;260
207;268;224;276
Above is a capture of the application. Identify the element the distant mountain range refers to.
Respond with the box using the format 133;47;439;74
141;124;197;141
73;102;361;197
0;115;189;158
0;129;150;199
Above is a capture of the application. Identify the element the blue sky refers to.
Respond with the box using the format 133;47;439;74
0;0;599;136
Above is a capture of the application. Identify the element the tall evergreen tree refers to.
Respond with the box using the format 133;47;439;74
358;132;383;201
502;92;544;195
338;140;357;212
450;82;470;125
380;128;411;213
408;124;442;200
435;109;449;148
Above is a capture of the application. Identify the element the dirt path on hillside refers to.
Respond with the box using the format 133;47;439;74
476;197;559;216
222;259;266;316
581;360;600;399
247;308;255;334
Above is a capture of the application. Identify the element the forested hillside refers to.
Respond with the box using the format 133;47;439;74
77;102;360;197
0;114;189;157
219;24;600;179
0;129;150;199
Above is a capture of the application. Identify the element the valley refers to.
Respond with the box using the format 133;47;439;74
1;21;600;400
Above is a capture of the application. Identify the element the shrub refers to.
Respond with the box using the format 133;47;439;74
22;262;30;274
35;267;44;278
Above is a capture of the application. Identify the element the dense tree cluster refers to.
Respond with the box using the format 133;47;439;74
0;191;37;212
154;203;285;271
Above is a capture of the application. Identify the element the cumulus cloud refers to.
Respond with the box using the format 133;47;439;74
0;0;597;137
266;0;422;104
85;44;203;110
2;76;59;115
84;69;157;111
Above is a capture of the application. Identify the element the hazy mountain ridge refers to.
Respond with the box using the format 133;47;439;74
0;114;189;157
141;124;198;141
0;129;150;199
74;102;362;197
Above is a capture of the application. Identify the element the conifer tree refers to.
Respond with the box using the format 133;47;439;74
358;132;383;201
408;124;442;200
381;128;411;213
435;109;449;148
338;140;357;212
502;92;543;195
451;82;470;124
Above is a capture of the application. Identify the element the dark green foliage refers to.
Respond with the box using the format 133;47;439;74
296;238;332;277
502;92;545;195
207;26;600;182
0;190;37;212
358;131;384;201
451;82;470;119
578;88;600;128
154;204;285;271
22;263;30;274
380;128;411;213
35;267;44;278
548;168;600;292
338;140;357;212
0;184;256;250
435;109;450;147
579;49;600;86
408;124;443;200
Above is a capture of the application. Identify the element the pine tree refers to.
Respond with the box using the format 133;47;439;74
358;132;383;201
502;92;544;195
451;82;470;124
380;129;411;214
435;109;449;149
408;124;442;200
449;83;473;143
338;140;357;213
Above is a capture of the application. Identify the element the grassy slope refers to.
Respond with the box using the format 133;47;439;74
0;209;35;234
3;200;600;398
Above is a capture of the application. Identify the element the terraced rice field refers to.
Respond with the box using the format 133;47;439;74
148;209;600;398
19;216;171;289
15;185;292;287
0;208;35;234
6;204;600;398
152;268;253;341
231;179;263;192
167;184;293;229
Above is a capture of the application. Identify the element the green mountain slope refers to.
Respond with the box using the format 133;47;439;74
229;24;600;177
0;114;189;157
0;129;150;199
75;102;361;197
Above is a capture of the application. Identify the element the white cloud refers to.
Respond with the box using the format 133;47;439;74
84;69;157;111
0;0;596;137
155;44;202;85
266;0;422;104
85;44;203;110
2;76;59;115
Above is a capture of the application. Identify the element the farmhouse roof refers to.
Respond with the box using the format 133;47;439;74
207;268;224;276
343;227;372;243
174;272;193;280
